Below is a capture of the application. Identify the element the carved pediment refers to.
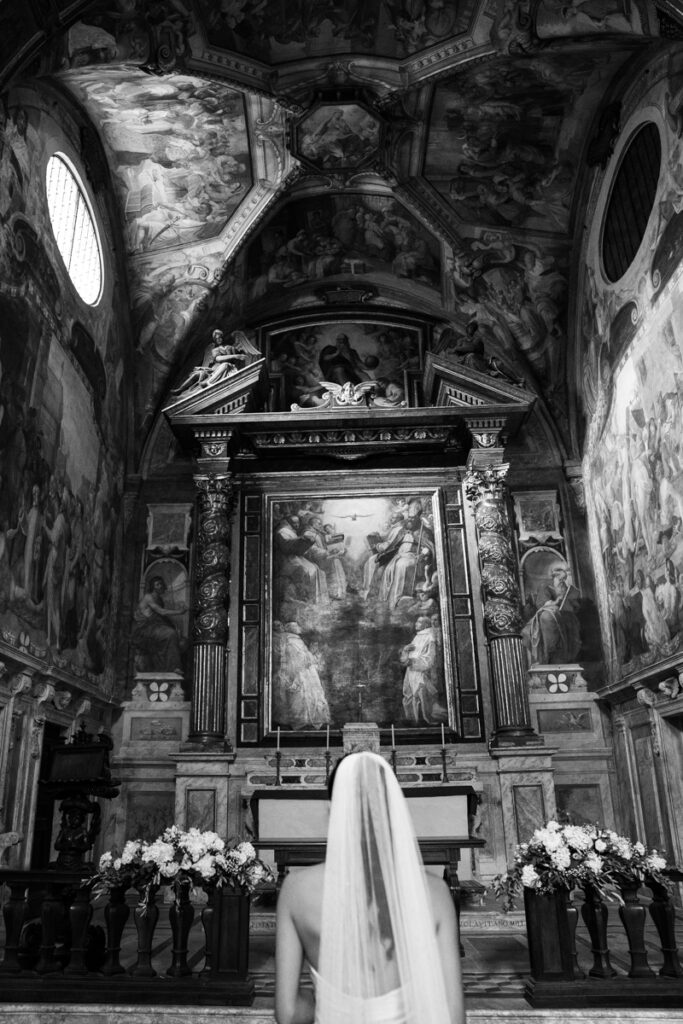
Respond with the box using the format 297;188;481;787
423;352;533;411
162;358;267;418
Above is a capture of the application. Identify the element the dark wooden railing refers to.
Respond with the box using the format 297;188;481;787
525;875;683;1008
0;869;254;1005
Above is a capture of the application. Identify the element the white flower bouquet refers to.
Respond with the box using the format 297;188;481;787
92;828;273;902
492;820;674;912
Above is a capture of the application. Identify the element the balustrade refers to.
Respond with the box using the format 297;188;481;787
525;873;683;1008
0;869;254;1006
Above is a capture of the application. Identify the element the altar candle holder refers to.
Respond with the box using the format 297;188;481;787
440;743;449;784
275;749;282;787
324;748;332;785
390;746;398;776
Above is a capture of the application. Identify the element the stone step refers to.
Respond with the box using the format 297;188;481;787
248;907;527;934
1;1005;682;1024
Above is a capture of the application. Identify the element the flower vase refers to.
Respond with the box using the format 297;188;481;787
167;877;195;977
616;875;654;978
523;887;575;982
129;884;159;977
102;885;130;976
200;885;254;1002
581;885;617;978
566;891;585;979
200;884;218;979
647;876;683;977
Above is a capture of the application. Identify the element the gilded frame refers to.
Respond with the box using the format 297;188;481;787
263;486;458;739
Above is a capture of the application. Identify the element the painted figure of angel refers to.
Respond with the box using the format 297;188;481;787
171;328;260;394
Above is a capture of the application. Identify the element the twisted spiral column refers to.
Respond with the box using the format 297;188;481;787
464;464;539;747
190;474;236;743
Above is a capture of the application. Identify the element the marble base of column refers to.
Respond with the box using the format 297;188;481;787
489;634;540;748
190;642;226;744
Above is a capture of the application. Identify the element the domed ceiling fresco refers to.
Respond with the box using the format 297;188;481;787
0;0;668;453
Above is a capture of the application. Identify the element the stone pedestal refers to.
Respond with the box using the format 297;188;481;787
174;751;236;836
490;745;557;864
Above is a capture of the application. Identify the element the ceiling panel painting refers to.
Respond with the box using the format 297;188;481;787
60;68;251;254
266;320;423;411
424;55;608;234
244;193;442;306
198;0;477;62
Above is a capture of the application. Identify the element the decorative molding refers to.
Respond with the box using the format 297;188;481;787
464;465;511;505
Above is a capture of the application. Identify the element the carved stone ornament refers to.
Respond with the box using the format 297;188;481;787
201;440;229;459
464;464;510;504
659;676;681;699
474;503;507;533
477;533;513;566
636;687;656;707
483;598;523;635
471;430;501;449
53;689;73;711
10;671;33;697
292;380;377;410
30;719;45;760
193;475;236;644
481;565;518;599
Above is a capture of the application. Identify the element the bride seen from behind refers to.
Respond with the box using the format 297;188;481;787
275;751;466;1024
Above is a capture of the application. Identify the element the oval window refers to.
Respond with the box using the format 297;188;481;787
45;153;103;305
602;122;661;284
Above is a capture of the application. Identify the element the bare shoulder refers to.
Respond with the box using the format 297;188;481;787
424;871;456;925
278;864;325;909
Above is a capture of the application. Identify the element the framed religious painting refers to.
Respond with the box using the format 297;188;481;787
260;487;459;740
264;318;425;411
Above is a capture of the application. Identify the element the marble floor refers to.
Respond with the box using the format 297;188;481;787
1;891;683;1016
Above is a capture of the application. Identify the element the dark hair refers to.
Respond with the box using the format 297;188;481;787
327;753;349;799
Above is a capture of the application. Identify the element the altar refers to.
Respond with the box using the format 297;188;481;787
251;784;484;923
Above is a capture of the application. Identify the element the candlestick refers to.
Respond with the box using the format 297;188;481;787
441;722;446;747
391;724;396;749
277;726;280;752
326;724;330;750
325;748;332;786
275;749;282;787
441;745;448;784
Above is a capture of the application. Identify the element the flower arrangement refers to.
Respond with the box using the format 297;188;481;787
492;820;673;912
93;828;273;901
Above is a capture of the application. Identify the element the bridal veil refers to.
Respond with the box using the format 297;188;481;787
317;751;453;1024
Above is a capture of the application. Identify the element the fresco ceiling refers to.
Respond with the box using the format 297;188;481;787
0;0;671;451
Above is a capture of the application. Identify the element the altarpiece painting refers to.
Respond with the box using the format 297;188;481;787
265;489;455;735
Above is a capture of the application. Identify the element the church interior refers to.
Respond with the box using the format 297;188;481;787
3;0;683;1019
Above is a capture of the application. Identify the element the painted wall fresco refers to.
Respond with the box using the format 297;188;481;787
536;0;647;38
198;0;477;61
268;492;450;732
60;68;251;255
54;1;194;72
267;320;421;411
581;57;683;678
0;88;125;682
438;233;568;393
244;194;442;305
588;325;683;672
295;103;381;172
425;54;613;234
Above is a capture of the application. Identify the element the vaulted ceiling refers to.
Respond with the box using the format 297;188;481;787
2;0;680;458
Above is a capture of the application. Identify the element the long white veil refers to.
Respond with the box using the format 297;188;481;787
317;751;452;1024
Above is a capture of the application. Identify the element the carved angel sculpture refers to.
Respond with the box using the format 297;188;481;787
171;328;260;395
292;379;377;411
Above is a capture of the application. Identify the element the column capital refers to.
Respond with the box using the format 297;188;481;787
464;463;510;504
194;472;236;497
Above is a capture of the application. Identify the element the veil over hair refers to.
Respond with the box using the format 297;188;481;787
317;751;452;1024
